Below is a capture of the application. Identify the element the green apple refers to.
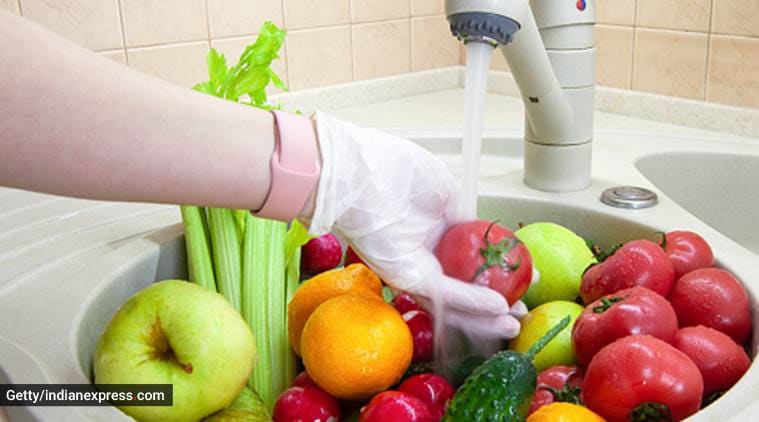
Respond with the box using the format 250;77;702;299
94;280;256;422
204;387;270;421
515;222;596;309
509;300;584;372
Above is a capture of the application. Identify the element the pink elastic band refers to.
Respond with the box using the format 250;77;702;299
251;110;321;222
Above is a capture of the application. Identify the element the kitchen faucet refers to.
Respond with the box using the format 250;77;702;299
446;0;596;192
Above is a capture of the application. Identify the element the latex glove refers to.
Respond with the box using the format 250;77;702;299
307;111;525;339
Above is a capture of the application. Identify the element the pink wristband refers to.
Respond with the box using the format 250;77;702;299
251;110;321;222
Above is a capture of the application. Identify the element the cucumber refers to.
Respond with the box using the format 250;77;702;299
443;316;571;422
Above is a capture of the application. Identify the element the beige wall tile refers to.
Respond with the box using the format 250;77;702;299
633;29;707;99
0;0;19;13
128;41;210;87
100;50;127;65
286;26;352;90
352;20;410;80
352;0;408;23
121;0;207;47
21;0;122;50
412;0;444;16
596;0;636;26
283;0;349;30
207;0;283;38
636;0;710;32
411;15;459;71
212;35;288;91
595;24;634;89
706;35;759;108
712;0;759;37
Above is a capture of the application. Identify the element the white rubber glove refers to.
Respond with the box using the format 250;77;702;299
306;111;525;339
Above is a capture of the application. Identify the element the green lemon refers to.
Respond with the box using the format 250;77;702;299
515;222;596;309
509;300;584;372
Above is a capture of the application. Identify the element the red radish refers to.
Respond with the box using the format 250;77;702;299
344;246;365;266
403;310;434;362
292;371;319;390
301;234;342;275
273;386;341;422
669;268;751;344
572;286;678;367
436;220;533;305
580;239;674;304
393;293;423;314
360;391;435;422
662;231;714;280
673;325;750;396
529;366;584;415
399;374;455;420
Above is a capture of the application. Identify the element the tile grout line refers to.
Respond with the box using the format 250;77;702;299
15;0;21;15
115;0;129;65
407;0;413;71
629;0;637;90
702;0;715;102
280;0;290;87
203;0;212;50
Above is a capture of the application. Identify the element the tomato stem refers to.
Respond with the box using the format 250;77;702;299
541;384;582;405
594;243;623;262
656;231;667;250
592;296;623;313
473;221;522;281
630;402;673;422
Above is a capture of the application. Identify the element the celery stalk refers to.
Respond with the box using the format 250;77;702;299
266;220;288;401
208;207;242;310
180;205;216;291
282;220;312;387
242;215;275;408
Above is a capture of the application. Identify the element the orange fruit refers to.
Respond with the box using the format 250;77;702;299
288;264;383;356
300;294;413;400
527;403;606;422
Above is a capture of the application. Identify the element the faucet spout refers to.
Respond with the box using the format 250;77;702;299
447;0;597;192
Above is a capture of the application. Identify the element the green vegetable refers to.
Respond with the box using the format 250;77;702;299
180;205;216;291
184;21;299;411
444;316;571;422
203;386;271;421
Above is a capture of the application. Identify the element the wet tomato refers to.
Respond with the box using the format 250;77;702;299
580;239;674;304
572;286;678;367
528;365;584;415
435;220;532;305
673;325;750;396
669;268;751;344
582;335;703;422
662;231;714;280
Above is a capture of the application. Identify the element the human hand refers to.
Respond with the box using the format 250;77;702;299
306;112;526;339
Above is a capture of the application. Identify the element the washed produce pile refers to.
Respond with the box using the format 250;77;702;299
91;22;754;422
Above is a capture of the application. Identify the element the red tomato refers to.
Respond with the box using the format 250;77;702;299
435;220;533;305
663;231;714;280
398;374;455;420
673;326;751;396
528;365;584;415
301;234;342;275
582;335;703;422
359;391;434;422
292;371;319;389
669;268;751;344
580;239;674;304
572;286;678;367
393;293;424;314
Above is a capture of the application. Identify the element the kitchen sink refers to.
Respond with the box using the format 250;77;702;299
636;152;759;255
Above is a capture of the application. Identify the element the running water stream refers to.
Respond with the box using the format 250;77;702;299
434;42;497;381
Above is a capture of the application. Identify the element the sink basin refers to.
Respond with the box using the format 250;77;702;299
636;152;759;255
1;192;757;421
1;125;759;421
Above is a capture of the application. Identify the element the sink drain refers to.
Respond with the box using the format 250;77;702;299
600;186;659;209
